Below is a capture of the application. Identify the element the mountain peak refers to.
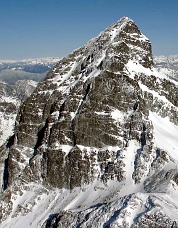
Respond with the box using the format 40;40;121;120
116;16;135;28
46;17;153;83
85;16;153;69
1;17;178;227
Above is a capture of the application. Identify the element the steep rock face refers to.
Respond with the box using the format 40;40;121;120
6;17;154;189
0;80;37;147
0;17;178;227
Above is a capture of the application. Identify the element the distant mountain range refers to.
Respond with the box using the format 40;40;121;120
154;55;178;81
0;57;60;84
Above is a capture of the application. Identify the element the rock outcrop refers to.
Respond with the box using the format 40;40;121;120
0;80;37;147
0;17;178;228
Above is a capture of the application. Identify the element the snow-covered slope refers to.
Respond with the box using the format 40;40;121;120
0;17;178;228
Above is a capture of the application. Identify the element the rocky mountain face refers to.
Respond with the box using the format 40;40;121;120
0;80;37;146
0;17;178;228
154;55;178;81
0;58;60;147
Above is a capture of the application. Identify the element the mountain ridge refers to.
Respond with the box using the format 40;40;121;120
0;16;178;228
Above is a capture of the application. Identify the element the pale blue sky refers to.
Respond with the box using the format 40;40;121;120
0;0;177;59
